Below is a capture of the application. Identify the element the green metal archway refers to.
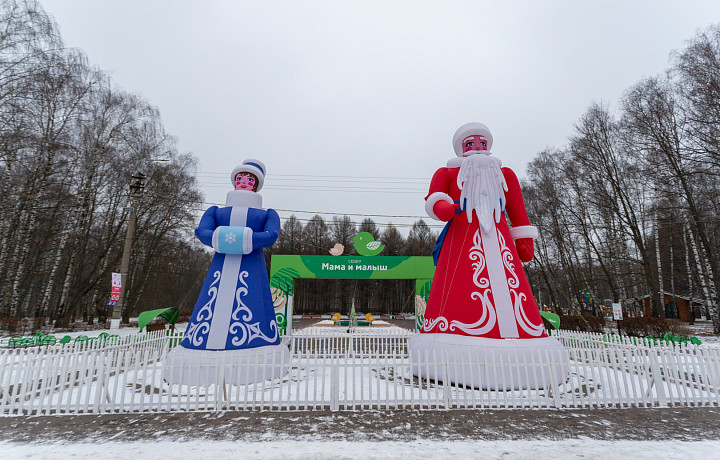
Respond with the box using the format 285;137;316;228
269;255;435;335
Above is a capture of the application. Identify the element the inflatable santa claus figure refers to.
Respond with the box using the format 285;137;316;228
408;122;568;389
164;159;289;386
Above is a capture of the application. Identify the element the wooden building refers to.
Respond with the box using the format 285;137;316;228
637;292;705;321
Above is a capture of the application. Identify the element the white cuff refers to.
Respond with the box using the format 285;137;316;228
243;227;253;254
212;227;221;251
510;225;538;240
425;192;454;221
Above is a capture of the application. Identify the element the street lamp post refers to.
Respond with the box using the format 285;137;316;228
110;172;146;329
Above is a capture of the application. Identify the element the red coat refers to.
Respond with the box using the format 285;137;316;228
422;165;546;339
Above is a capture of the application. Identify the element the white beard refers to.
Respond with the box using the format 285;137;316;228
456;152;507;234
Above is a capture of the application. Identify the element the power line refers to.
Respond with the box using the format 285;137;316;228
197;175;428;184
275;208;428;219
278;217;444;229
190;212;442;229
192;203;441;229
198;171;431;180
197;182;426;193
201;203;429;219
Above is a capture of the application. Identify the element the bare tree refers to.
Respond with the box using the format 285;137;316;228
330;215;355;250
672;24;720;170
276;215;304;254
570;103;663;315
406;220;435;256
622;76;720;330
0;0;207;331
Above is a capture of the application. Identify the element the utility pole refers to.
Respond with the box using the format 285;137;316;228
110;172;146;329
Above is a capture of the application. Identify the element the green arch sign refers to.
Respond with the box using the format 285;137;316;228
270;254;435;335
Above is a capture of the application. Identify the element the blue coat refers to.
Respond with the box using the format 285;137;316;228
182;191;280;351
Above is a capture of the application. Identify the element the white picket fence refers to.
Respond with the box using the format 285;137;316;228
0;329;718;414
290;326;413;357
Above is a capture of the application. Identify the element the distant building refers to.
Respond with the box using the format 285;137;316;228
634;292;705;321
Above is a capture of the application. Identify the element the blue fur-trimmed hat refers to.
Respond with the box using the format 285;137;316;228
230;159;266;191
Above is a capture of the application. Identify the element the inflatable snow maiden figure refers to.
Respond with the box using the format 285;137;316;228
164;159;289;386
408;123;568;389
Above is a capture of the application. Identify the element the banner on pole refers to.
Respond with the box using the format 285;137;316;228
108;272;121;306
612;302;623;321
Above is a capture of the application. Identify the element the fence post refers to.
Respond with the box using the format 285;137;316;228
330;356;339;411
443;352;451;409
93;350;105;413
546;349;561;409
649;348;668;406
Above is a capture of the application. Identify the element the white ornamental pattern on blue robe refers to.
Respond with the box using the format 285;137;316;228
182;194;280;351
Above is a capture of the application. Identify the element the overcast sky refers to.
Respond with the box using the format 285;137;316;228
41;0;720;234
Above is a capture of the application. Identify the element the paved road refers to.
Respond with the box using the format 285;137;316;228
1;408;719;443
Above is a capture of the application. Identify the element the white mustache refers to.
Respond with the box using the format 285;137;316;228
457;153;507;233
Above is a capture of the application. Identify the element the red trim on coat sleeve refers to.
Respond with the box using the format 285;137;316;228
502;167;531;228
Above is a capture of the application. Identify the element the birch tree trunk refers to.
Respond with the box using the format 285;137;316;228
670;229;677;318
654;217;665;318
688;219;715;322
683;224;694;325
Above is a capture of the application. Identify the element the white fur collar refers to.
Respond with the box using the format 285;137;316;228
225;190;262;208
446;151;497;168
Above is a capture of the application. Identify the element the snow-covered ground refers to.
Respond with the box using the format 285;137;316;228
2;439;720;459
681;319;720;345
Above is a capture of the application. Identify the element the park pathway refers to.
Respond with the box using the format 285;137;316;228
1;408;719;443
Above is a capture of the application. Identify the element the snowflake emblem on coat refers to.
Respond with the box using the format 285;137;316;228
225;232;237;244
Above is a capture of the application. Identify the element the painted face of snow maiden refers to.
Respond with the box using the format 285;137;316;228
462;135;489;154
234;172;258;191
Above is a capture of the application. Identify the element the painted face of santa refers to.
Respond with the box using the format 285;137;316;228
462;135;489;154
234;172;257;191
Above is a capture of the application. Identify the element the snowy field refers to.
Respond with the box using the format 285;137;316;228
3;439;720;459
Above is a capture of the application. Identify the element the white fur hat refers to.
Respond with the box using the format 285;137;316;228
230;159;266;191
452;122;493;156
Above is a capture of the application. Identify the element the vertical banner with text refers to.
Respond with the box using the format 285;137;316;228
612;303;623;321
108;272;122;305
